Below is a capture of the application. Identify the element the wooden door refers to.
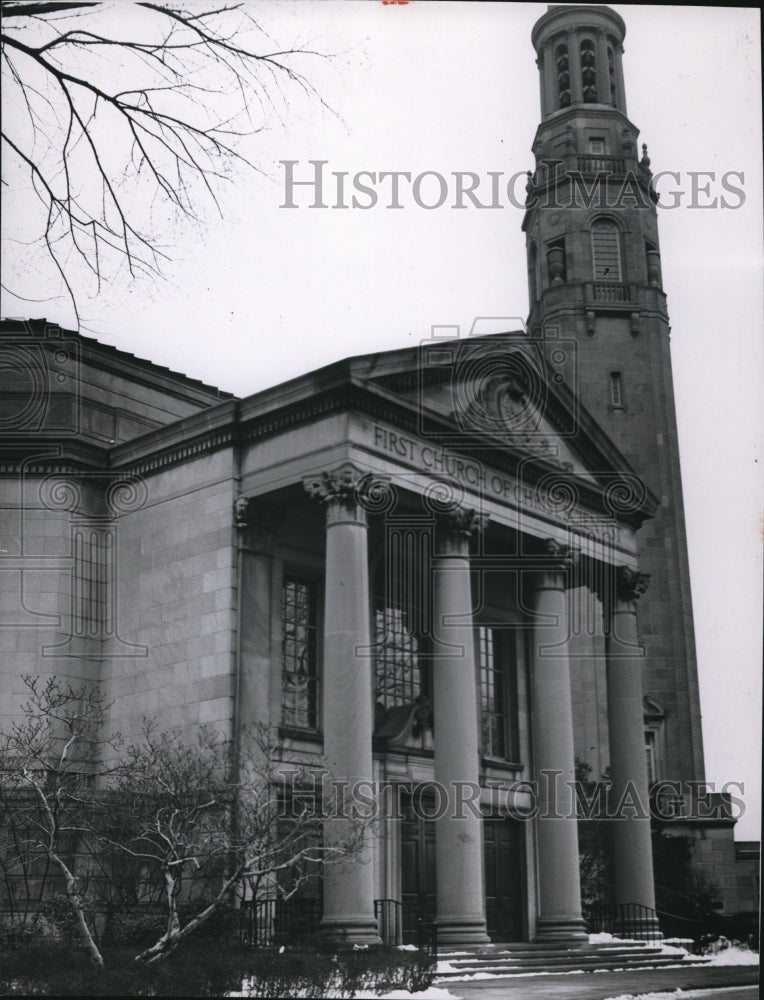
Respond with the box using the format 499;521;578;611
484;818;525;942
401;799;436;940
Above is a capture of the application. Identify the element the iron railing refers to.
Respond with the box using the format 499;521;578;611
583;901;661;941
374;899;437;953
239;897;321;947
240;896;438;952
403;905;438;955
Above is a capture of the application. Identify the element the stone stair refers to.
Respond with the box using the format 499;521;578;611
434;941;711;979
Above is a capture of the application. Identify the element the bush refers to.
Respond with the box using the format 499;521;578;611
105;901;240;949
0;913;60;949
105;910;167;948
0;939;436;997
40;892;97;946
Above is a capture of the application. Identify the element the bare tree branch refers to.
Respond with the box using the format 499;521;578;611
1;1;332;326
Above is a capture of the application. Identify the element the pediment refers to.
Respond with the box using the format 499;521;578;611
365;335;601;482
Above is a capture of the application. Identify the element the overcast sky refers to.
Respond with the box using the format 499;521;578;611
2;2;761;839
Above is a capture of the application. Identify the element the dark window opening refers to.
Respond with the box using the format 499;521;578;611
607;45;617;104
581;39;598;102
610;371;623;407
555;44;570;108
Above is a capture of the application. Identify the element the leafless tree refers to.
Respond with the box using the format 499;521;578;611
1;1;329;324
0;675;121;966
99;723;367;963
1;679;369;967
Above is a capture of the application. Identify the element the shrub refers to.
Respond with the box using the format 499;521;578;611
105;909;167;948
0;939;436;997
0;914;60;949
40;892;97;946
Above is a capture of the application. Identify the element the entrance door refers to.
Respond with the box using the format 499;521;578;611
401;798;436;940
484;818;525;942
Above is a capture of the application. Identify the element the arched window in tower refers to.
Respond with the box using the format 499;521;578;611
580;39;597;102
555;44;570;108
591;220;622;281
528;243;538;302
607;45;617;104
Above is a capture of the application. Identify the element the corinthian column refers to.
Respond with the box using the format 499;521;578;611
531;539;587;943
431;506;490;947
605;566;661;939
304;464;381;944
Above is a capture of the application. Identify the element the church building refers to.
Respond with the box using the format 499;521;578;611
1;5;745;947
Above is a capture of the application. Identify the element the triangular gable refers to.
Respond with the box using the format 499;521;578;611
356;332;643;494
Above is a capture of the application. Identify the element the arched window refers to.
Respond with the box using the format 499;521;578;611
580;39;597;102
555;44;570;108
591;219;622;281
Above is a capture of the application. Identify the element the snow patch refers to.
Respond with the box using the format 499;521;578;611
353;990;462;1000
703;945;759;966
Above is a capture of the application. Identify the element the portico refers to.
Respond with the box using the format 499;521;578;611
234;334;661;947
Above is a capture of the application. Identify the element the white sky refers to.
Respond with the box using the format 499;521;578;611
2;2;761;839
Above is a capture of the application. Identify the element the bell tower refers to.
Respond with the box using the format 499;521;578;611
524;5;705;786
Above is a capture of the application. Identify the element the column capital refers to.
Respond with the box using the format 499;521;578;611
534;539;580;591
615;565;650;605
435;505;488;555
304;464;393;525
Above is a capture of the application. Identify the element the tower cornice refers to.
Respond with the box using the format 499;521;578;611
532;5;626;53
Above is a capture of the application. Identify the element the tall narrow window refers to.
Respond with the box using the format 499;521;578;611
555;44;570;108
645;730;657;784
580;39;597;102
478;626;517;761
610;371;623;407
375;606;423;709
528;243;538;303
374;527;431;714
607;45;617;104
591;220;622;281
281;574;319;729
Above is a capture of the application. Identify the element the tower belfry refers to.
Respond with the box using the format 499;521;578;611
524;4;705;786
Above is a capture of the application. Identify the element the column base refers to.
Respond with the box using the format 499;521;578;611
435;917;491;948
319;916;382;946
534;916;589;944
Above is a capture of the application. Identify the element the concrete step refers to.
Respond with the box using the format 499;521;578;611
435;942;710;978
